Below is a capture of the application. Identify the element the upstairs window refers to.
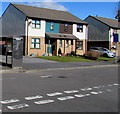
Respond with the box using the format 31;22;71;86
50;22;54;30
64;23;68;32
31;38;40;49
32;20;41;29
77;24;83;32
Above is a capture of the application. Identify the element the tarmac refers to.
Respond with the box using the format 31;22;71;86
0;56;119;74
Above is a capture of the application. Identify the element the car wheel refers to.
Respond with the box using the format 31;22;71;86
103;53;108;57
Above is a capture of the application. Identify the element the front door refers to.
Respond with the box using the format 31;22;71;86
47;44;52;55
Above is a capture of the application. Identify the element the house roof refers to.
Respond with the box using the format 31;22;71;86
11;3;88;24
45;33;78;40
89;16;120;29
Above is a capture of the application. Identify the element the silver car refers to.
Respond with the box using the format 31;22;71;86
89;47;116;58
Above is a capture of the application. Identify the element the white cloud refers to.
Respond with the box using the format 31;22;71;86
27;0;68;11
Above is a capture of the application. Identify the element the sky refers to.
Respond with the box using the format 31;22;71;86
0;1;119;20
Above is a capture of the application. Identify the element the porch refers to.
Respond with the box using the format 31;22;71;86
45;33;78;56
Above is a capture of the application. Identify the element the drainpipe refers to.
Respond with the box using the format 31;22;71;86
26;18;31;56
48;39;50;56
64;40;65;54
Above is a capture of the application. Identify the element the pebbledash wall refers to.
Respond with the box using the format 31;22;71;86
25;18;88;56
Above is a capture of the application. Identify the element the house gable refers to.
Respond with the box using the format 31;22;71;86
1;4;26;37
84;16;109;41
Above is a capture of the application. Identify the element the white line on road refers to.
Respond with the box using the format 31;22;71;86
0;99;19;104
57;96;75;101
34;100;54;104
81;88;92;91
47;92;63;97
106;89;112;91
25;95;43;100
64;90;79;93
7;103;29;110
41;75;52;78
75;94;90;98
93;86;101;89
90;91;103;95
113;83;119;86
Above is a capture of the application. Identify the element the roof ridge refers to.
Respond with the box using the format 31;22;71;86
11;3;69;13
91;15;117;21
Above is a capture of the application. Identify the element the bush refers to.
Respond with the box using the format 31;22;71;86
58;48;62;55
71;51;76;56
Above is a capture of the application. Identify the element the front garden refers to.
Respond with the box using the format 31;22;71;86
36;56;115;62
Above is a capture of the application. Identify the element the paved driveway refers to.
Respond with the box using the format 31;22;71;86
23;56;58;63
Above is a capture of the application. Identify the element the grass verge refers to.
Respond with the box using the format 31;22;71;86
36;56;115;62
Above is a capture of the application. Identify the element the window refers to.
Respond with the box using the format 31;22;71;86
66;40;69;47
31;38;40;49
50;22;54;30
32;20;41;29
64;23;68;32
59;40;62;47
76;41;83;50
71;40;73;45
77;24;83;32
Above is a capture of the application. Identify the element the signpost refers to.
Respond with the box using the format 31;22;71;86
113;33;119;63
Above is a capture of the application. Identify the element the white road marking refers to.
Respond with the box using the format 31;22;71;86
7;103;29;110
47;92;63;97
75;94;90;98
41;75;52;78
0;109;2;112
74;94;85;98
57;96;74;101
0;99;19;104
25;95;43;100
85;94;91;96
113;83;119;86
90;92;100;95
107;89;112;91
64;90;79;93
34;99;54;104
81;88;92;91
93;86;101;89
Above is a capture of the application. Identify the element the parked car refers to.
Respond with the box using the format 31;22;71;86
89;47;116;58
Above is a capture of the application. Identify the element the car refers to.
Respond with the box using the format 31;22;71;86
89;47;116;58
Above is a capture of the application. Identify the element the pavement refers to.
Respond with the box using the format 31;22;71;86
0;56;119;74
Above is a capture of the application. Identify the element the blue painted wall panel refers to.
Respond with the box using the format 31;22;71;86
46;22;59;33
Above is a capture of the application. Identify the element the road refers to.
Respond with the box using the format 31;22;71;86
1;65;119;113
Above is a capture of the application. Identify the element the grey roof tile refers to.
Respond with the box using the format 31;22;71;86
11;3;88;24
90;16;120;29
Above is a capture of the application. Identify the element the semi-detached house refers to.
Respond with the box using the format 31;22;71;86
84;15;120;50
1;3;88;56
